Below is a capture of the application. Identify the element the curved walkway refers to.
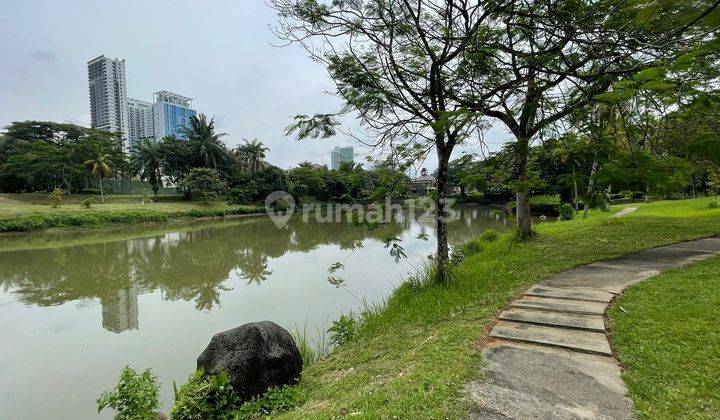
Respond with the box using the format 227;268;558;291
467;236;720;419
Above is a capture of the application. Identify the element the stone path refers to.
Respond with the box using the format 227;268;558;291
612;207;638;218
466;236;720;419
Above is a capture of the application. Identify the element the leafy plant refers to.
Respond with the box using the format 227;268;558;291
81;197;94;209
327;313;357;346
169;369;239;420
97;366;160;420
48;187;64;208
450;239;483;265
556;203;575;221
480;228;499;242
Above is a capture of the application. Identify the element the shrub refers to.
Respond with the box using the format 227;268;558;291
228;184;259;205
81;198;94;209
97;367;160;420
480;228;499;242
327;313;357;346
169;369;239;420
0;209;168;232
556;203;575;220
48;188;64;208
180;168;228;204
450;239;483;265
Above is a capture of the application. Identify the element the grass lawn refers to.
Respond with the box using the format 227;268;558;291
279;197;720;418
609;256;720;419
0;193;264;232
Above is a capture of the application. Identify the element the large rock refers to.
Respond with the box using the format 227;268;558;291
197;321;302;401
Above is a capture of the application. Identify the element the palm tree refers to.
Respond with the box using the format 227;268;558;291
130;138;163;198
84;153;112;203
181;114;228;169
236;139;269;173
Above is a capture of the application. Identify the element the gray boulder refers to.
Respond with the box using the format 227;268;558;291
197;321;302;401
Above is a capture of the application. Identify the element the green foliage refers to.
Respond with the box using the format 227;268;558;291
327;313;357;346
97;366;160;420
180;168;228;204
556;203;575;220
479;228;499;242
48;187;64;208
450;239;483;265
0;209;168;232
233;385;306;418
169;369;238;420
81;197;94;209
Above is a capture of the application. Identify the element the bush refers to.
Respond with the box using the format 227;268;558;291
180;168;228;204
450;239;483;265
480;228;499;242
556;203;575;220
97;367;160;420
169;369;238;420
49;188;64;208
228;184;259;205
81;198;94;209
327;314;357;346
0;209;168;232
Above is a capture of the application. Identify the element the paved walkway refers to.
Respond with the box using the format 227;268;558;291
466;236;720;419
612;207;637;218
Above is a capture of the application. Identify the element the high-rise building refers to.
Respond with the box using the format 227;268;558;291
331;146;354;170
153;91;196;141
87;55;129;144
127;98;155;145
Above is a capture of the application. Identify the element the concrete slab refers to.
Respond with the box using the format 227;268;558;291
490;321;612;356
544;263;658;294
467;342;633;419
608;246;716;271
613;207;637;218
499;307;606;332
525;284;615;303
511;296;607;315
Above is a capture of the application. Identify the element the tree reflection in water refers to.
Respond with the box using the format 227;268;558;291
0;205;508;332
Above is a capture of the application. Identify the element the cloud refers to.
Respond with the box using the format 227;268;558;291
27;50;57;62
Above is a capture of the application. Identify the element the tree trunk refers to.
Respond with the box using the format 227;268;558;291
460;185;466;199
99;176;105;204
583;156;599;218
572;167;579;211
435;145;451;285
515;137;532;240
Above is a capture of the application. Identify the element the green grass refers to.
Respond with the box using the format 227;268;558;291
609;256;720;419
0;193;264;232
278;197;720;418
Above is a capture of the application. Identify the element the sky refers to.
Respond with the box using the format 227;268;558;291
0;0;513;170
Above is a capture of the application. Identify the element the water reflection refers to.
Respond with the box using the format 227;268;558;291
0;206;508;334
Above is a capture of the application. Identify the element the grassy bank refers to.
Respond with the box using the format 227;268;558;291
608;257;720;419
279;197;720;418
0;193;264;232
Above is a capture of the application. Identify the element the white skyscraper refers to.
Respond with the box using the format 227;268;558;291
87;55;129;145
127;98;155;145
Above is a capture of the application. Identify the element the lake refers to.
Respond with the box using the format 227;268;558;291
0;205;510;419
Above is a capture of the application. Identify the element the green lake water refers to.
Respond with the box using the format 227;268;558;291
0;205;509;419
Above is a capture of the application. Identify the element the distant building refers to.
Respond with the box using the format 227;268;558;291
410;175;437;196
330;146;354;170
153;91;196;141
87;55;129;145
127;98;155;145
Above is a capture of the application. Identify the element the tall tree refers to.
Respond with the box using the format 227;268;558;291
84;153;112;203
181;114;229;169
455;0;720;238
273;0;494;284
235;139;269;173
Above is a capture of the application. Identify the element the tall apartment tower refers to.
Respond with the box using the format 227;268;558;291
87;55;129;144
153;91;196;141
331;146;354;170
127;98;155;145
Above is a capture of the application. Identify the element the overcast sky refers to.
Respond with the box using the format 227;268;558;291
0;0;512;170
